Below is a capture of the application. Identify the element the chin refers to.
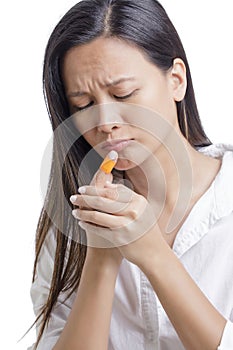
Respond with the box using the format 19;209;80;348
114;158;138;171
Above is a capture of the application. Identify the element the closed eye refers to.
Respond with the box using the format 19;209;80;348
74;101;94;112
73;90;137;112
113;92;134;100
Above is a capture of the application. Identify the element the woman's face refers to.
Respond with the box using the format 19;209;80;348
63;37;187;170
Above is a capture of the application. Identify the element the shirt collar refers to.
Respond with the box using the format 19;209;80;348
173;143;233;257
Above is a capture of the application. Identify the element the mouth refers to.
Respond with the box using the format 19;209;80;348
101;139;133;152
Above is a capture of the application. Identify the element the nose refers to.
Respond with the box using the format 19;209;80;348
96;103;123;133
97;122;120;134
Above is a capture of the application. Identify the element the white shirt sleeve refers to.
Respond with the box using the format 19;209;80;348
217;320;233;350
28;225;74;350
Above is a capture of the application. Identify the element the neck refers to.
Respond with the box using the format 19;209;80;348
125;133;222;235
125;132;192;207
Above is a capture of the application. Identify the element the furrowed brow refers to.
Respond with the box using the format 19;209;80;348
67;76;136;98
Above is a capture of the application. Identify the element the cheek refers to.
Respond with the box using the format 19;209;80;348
72;113;98;146
142;82;177;121
82;131;96;147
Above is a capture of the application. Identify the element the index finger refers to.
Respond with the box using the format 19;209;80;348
90;150;118;187
78;183;134;203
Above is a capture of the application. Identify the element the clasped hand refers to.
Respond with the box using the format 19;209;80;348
70;175;163;268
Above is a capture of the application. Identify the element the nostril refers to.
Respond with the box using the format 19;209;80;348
97;122;121;133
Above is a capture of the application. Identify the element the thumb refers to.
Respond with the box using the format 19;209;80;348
90;150;118;188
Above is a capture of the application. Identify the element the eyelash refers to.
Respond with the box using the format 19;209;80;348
74;91;136;112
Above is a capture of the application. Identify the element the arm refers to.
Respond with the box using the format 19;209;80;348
53;248;121;350
30;225;121;350
73;179;229;350
139;237;227;350
54;152;122;349
70;158;230;350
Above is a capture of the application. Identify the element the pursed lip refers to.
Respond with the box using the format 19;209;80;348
101;139;132;150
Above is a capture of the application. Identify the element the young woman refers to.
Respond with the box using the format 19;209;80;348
29;0;233;349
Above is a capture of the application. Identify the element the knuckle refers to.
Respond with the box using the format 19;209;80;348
138;194;147;207
76;210;82;220
92;211;98;221
104;188;117;200
130;207;138;220
103;189;109;198
82;196;90;207
96;197;102;207
123;219;132;234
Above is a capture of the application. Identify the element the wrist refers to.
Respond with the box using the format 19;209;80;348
85;248;123;275
138;236;174;279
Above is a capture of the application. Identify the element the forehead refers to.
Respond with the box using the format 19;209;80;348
62;37;152;82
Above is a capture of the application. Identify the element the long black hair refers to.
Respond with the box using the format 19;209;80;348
32;0;212;347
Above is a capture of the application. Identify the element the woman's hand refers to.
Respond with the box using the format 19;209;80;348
70;153;123;270
71;178;165;269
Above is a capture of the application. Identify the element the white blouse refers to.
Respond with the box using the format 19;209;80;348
28;143;233;350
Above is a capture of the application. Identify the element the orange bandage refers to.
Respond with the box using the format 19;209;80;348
100;151;118;174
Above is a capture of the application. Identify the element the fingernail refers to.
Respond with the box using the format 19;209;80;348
78;187;86;194
70;195;78;203
72;209;78;218
108;150;118;160
100;151;118;174
78;221;85;229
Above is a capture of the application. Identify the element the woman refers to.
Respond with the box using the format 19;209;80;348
29;0;233;349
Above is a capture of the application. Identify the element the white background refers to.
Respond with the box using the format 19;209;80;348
0;1;232;349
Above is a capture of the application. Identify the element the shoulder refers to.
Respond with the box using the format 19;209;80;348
197;142;233;218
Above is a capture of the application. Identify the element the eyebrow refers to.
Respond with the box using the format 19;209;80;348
67;77;136;98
